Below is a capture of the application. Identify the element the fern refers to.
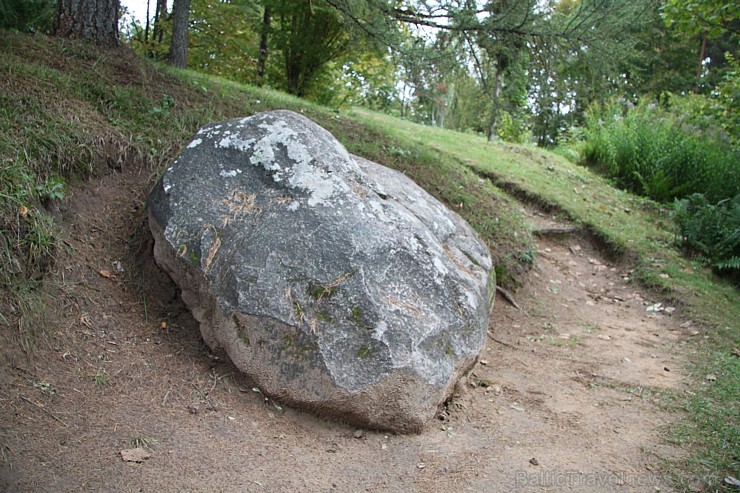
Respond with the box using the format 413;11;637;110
673;194;740;281
716;256;740;271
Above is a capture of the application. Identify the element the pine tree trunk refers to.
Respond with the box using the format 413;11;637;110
486;69;503;142
144;0;150;42
55;0;119;47
153;0;167;44
256;6;271;86
168;0;191;68
694;33;708;93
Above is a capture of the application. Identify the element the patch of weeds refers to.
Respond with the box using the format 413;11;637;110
348;305;373;330
236;327;250;346
316;311;332;322
549;335;580;347
308;282;335;302
357;345;372;358
515;246;537;265
542;322;557;333
92;368;109;386
308;270;356;303
582;323;601;334
281;334;294;351
292;301;306;323
31;379;55;396
188;250;198;265
349;305;362;324
35;178;65;202
131;434;157;450
251;387;283;412
150;93;175;117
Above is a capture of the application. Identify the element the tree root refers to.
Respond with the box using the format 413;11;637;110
496;285;521;310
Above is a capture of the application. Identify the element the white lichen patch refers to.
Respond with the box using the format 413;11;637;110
219;169;241;178
219;134;255;153
187;138;203;149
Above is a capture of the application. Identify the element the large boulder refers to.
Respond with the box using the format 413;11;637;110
147;110;494;432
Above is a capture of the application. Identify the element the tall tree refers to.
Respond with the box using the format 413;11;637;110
269;0;352;96
54;0;119;46
256;5;271;85
187;0;262;84
661;0;739;92
168;0;191;68
152;0;167;43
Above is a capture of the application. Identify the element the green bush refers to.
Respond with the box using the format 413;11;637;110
673;193;740;279
0;0;55;32
581;97;739;204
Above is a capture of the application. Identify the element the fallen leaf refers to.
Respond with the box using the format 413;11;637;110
479;359;489;366
121;448;151;462
19;205;28;217
731;348;740;357
99;269;112;279
705;374;717;382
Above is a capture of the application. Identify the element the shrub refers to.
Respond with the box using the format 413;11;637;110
0;0;55;32
673;193;740;280
581;96;739;204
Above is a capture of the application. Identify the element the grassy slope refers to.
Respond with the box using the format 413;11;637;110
0;31;737;490
0;31;532;298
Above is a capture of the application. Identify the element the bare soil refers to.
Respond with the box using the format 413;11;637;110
0;166;691;492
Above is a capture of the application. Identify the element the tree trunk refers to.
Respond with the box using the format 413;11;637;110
143;0;150;42
55;0;119;47
256;6;271;86
168;0;191;68
152;0;167;44
694;33;708;93
486;68;503;142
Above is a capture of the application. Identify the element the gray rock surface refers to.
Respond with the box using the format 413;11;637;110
147;110;494;432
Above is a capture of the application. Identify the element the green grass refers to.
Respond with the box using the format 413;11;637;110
668;346;739;492
0;30;737;490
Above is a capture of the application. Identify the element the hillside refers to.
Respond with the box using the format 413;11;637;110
1;32;738;492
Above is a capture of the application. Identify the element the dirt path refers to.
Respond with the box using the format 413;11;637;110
0;168;689;492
